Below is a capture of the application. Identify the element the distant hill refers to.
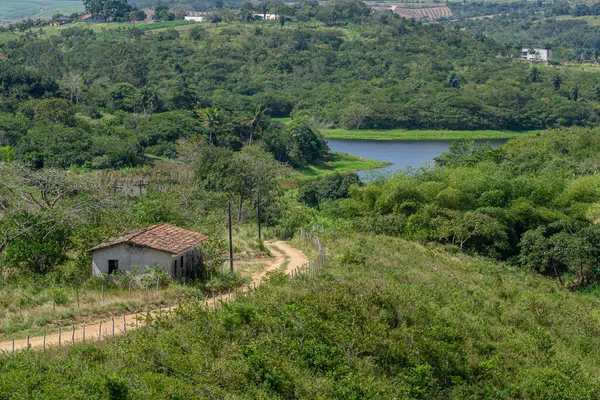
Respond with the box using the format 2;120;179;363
0;0;84;24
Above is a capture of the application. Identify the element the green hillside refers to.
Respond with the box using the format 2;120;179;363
1;233;599;398
0;1;83;23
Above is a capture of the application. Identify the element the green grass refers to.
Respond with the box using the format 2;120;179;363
293;152;390;179
0;0;83;23
2;232;600;397
324;128;541;141
272;117;292;125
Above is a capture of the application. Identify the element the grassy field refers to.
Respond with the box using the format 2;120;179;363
324;128;541;140
0;0;83;23
294;152;390;179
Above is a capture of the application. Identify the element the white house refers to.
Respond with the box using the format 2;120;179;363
184;16;205;22
88;224;208;279
252;13;279;20
522;47;552;62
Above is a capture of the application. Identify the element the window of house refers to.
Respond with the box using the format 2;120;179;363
108;260;119;274
173;259;177;276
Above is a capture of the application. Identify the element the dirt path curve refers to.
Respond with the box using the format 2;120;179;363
0;240;309;353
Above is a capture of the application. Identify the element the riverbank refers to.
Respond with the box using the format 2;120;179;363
324;129;541;141
294;152;391;180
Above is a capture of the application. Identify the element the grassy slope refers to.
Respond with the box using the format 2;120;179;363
1;232;599;398
0;0;83;23
0;234;600;399
325;128;541;141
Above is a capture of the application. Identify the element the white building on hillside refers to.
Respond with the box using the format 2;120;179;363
88;224;208;279
522;47;552;62
185;16;205;22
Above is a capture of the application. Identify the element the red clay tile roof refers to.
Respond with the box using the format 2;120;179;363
88;224;208;254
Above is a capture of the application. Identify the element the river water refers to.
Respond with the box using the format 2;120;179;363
326;138;508;178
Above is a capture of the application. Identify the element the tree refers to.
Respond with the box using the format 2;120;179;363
196;107;222;144
82;0;131;19
257;0;271;26
552;74;563;91
298;172;360;208
528;65;540;83
286;119;329;167
245;104;268;146
153;5;175;21
188;25;206;41
34;99;76;125
0;164;120;274
446;72;461;88
109;83;138;111
340;104;371;129
570;85;580;102
61;72;84;104
138;85;160;116
239;2;255;23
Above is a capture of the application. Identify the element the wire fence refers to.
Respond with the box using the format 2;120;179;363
0;228;326;355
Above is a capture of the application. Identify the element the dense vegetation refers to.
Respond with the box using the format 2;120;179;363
3;2;600;397
0;1;599;171
300;127;600;287
2;233;600;398
449;1;600;61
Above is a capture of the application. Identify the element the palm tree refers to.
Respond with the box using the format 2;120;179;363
138;85;159;116
446;72;460;88
570;85;580;102
257;0;270;26
528;65;540;83
552;74;563;91
246;104;268;146
196;107;221;144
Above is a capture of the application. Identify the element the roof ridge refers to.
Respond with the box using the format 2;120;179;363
127;224;163;241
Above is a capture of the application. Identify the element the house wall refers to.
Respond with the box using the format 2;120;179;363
92;243;202;279
170;248;202;279
522;48;552;61
92;243;173;276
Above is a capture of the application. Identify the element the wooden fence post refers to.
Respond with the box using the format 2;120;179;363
99;320;103;340
26;335;30;349
212;292;216;311
71;324;74;345
123;313;127;333
101;285;104;303
135;311;138;329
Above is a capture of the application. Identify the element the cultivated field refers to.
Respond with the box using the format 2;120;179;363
368;2;452;21
0;0;83;23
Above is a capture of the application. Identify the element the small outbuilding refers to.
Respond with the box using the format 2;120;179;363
79;14;107;23
51;16;71;26
88;224;208;279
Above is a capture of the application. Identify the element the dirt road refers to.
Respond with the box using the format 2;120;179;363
0;240;308;353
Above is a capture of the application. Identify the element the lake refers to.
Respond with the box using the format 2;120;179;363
326;139;508;178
